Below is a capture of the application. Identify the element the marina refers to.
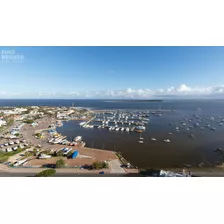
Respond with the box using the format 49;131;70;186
55;99;224;169
79;110;150;133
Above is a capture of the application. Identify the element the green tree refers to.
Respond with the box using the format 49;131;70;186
92;161;109;170
33;148;38;156
35;169;56;177
55;159;65;168
66;151;73;157
24;119;34;124
55;150;64;157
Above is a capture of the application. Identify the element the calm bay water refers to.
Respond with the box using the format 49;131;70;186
1;99;224;168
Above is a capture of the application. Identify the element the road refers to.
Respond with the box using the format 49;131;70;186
0;170;130;177
108;159;126;174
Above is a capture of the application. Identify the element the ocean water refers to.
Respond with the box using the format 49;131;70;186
1;99;224;168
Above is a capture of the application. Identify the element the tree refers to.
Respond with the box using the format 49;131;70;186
35;133;42;138
24;119;34;124
92;161;109;170
55;159;65;168
33;148;38;156
55;150;64;157
35;169;56;177
66;151;73;157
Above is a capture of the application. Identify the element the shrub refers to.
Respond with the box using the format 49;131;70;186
24;119;34;124
66;151;73;157
35;133;42;138
55;159;65;168
55;150;64;157
35;169;56;177
92;161;109;170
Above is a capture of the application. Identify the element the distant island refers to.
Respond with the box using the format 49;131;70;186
104;99;163;102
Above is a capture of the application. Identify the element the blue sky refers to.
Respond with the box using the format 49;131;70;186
1;46;224;98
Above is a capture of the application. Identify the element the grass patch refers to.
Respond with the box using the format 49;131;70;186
0;148;26;163
35;169;56;177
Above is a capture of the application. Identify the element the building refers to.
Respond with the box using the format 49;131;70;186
0;119;7;127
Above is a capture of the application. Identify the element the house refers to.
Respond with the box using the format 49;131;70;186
0;119;7;127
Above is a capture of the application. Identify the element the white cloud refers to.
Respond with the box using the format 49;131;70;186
2;84;224;99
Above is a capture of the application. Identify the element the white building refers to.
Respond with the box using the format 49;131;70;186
0;120;7;127
0;107;27;115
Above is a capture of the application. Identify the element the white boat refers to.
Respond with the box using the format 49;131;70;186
151;138;156;141
138;140;144;143
98;126;101;128
74;136;82;142
14;158;27;166
79;121;86;126
115;127;119;131
121;128;124;131
163;139;170;143
159;170;188;177
63;148;73;155
126;128;129;132
176;127;179;130
6;148;12;152
39;154;52;159
168;132;173;135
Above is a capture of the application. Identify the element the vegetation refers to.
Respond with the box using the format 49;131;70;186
66;151;73;157
14;133;20;137
23;119;34;124
35;169;56;177
24;150;37;157
55;159;65;168
115;152;122;160
55;150;64;157
33;148;38;156
35;133;42;138
21;108;33;115
92;161;109;170
6;118;14;126
0;148;25;163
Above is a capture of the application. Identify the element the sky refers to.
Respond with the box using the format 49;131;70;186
1;46;224;99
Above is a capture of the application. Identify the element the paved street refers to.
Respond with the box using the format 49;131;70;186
108;159;126;174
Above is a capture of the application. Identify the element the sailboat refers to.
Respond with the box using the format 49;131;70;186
139;133;144;140
138;134;144;143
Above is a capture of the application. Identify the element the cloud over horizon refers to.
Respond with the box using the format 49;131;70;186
1;84;224;99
